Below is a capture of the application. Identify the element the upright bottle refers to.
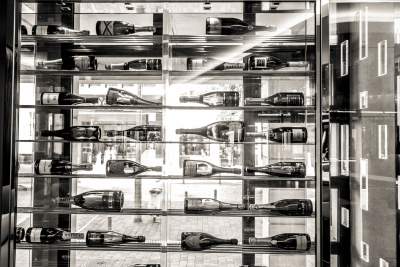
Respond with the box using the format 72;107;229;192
181;232;238;251
106;88;161;106
25;227;84;244
105;59;162;71
96;21;155;35
86;230;145;246
21;25;28;35
245;92;304;106
36;56;98;71
105;125;162;141
249;199;313;216
55;190;124;211
249;233;311;251
32;25;89;36
247;55;308;70
106;160;162;177
176;121;245;142
244;162;306;177
187;58;245;71
34;159;93;175
206;17;276;35
40;92;99;105
15;227;25;243
41;126;101;141
183;160;241;177
180;91;240;107
184;198;244;213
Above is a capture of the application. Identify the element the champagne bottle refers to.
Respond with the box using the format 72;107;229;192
106;88;161;106
184;198;244;213
183;160;241;177
181;232;238;251
244;162;306;177
176;121;245;142
106;160;162;177
55;190;124;211
248;127;308;143
40;92;99;105
25;227;84;244
36;56;98;70
86;230;145;246
21;25;28;35
105;59;161;71
187;58;245;71
105;125;162;141
247;55;308;70
180;91;240;107
245;92;304;106
34;159;93;175
15;227;25;243
96;21;155;35
41;126;101;141
249;199;313;216
206;17;276;35
32;25;90;36
249;233;311;251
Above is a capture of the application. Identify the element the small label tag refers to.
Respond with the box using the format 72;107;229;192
41;93;60;105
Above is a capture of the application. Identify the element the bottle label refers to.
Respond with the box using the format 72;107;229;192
38;160;53;174
41;93;60;105
202;94;224;106
105;191;115;208
291;129;305;142
98;21;114;36
252;57;269;69
29;228;43;243
62;232;84;240
188;59;206;70
195;163;212;176
35;26;48;35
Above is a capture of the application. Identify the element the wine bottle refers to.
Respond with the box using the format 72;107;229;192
247;55;308;70
183;160;241;177
96;21;155;36
206;17;276;35
106;160;162;177
32;25;90;36
40;92;99;105
248;127;308;143
180;91;240;107
34;159;93;175
55;190;124;211
15;227;25;243
105;59;161;71
21;25;28;35
249;233;311;251
86;230;145;246
249;199;313;216
36;56;98;70
176;121;245;142
41;126;101;141
105;125;162;141
181;232;238;251
244;162;306;177
106;88;161;106
187;58;245;71
184;198;244;213
25;227;84;244
245;92;304;106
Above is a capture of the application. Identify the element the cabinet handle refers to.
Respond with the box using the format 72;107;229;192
378;124;388;159
360;158;368;211
340;40;349;77
378;40;388;76
358;6;369;60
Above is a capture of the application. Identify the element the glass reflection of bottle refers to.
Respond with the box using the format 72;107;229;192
41;126;101;141
15;227;25;243
36;56;98;70
181;232;238;251
206;17;276;35
249;199;313;216
106;88;161;106
55;190;124;211
249;233;311;251
40;92;99;105
105;59;161;71
244;162;306;177
245;92;304;106
248;127;308;144
184;198;244;213
106;160;162;177
176;121;245;142
25;227;84;244
187;58;245;71
247;55;308;70
34;159;93;175
105;125;162;141
183;160;241;177
180;91;240;107
32;25;90;36
86;230;145;246
96;21;155;35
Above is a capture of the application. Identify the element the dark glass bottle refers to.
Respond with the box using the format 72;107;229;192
244;162;306;177
106;160;162;177
187;58;245;71
36;56;98;70
21;25;28;35
105;125;162;141
181;232;238;251
15;227;25;243
180;91;240;107
25;227;84;244
206;17;276;35
246;55;308;70
32;25;89;36
41;126;101;142
96;21;155;35
40;92;99;105
249;233;311;251
86;231;145;246
176;121;245;142
56;190;124;211
249;199;313;216
248;127;308;143
183;160;241;177
105;59;162;71
34;159;93;175
106;88;161;106
245;92;304;106
184;198;244;213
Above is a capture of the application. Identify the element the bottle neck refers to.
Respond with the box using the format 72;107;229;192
207;237;238;245
253;25;278;32
122;234;146;243
287;61;309;67
105;130;125;137
245;132;268;139
248;204;275;210
180;96;202;103
70;163;93;172
37;59;63;68
212;165;242;175
219;202;245;210
176;127;207;137
248;237;274;247
244;98;269;106
106;63;127;70
85;97;100;104
135;26;155;33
